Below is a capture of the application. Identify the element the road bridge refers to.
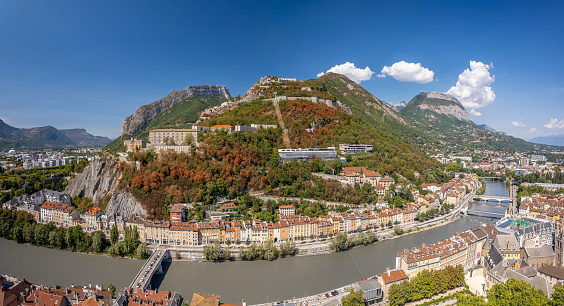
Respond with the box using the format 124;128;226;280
480;177;500;181
463;209;505;219
130;248;171;290
473;195;514;204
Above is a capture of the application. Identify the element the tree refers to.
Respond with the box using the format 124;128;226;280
135;243;149;259
341;289;365;306
331;232;349;252
110;224;118;245
393;226;404;236
456;293;487;306
92;231;106;253
446;163;462;173
388;281;411;306
487;278;549;306
107;283;116;298
550;284;564;306
184;133;195;145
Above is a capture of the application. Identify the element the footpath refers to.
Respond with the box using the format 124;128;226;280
273;100;291;149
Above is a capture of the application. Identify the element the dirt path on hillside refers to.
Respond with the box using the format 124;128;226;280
274;101;291;148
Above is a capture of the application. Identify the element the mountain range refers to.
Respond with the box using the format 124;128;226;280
0;119;112;149
530;134;564;147
107;73;561;154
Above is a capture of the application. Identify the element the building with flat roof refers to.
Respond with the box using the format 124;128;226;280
278;205;295;216
354;278;383;305
278;147;337;162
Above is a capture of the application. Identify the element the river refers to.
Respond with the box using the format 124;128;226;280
0;181;509;304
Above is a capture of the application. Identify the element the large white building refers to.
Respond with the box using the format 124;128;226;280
148;129;198;146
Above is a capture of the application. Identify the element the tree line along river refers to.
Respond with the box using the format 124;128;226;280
0;182;509;304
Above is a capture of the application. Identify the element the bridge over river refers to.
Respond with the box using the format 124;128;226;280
130;248;171;289
462;209;505;219
473;195;514;204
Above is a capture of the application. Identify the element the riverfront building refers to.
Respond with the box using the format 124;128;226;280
115;288;182;306
39;202;80;228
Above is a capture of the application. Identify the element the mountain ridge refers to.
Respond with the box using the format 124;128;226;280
0;119;111;149
121;85;231;137
530;134;564;147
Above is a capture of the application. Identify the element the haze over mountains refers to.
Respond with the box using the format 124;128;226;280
0;119;111;149
530;134;564;147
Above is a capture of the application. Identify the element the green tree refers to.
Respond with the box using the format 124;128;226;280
456;293;487;306
446;163;462;173
107;283;116;298
388;280;411;306
330;232;349;252
341;289;365;306
110;224;118;245
550;284;564;306
184;133;195;145
487;278;549;306
135;243;149;259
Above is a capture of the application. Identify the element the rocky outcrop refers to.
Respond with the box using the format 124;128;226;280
121;85;231;136
419;92;470;121
105;190;146;218
404;91;470;122
65;157;120;203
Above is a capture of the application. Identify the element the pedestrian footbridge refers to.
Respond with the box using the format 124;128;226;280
130;248;171;290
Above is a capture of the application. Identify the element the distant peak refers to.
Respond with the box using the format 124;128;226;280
422;91;458;103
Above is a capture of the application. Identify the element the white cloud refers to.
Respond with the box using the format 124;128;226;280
446;61;495;114
512;121;526;127
544;118;564;129
318;62;374;83
469;109;482;116
377;61;434;83
528;128;538;134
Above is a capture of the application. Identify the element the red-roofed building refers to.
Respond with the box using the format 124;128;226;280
115;288;181;306
278;205;295;216
378;268;409;297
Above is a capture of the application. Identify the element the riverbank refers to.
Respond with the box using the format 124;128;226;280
162;190;475;262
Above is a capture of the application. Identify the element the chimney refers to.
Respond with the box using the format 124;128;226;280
387;267;390;276
243;299;247;306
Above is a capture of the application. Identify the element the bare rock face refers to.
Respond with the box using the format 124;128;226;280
121;85;231;136
419;91;470;122
105;190;146;218
65;157;120;203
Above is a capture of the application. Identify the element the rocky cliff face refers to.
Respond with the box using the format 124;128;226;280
419;91;470;122
66;156;147;218
105;190;146;218
121;85;231;136
401;91;470;122
65;157;120;203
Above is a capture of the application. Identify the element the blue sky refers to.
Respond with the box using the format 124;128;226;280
1;0;563;140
